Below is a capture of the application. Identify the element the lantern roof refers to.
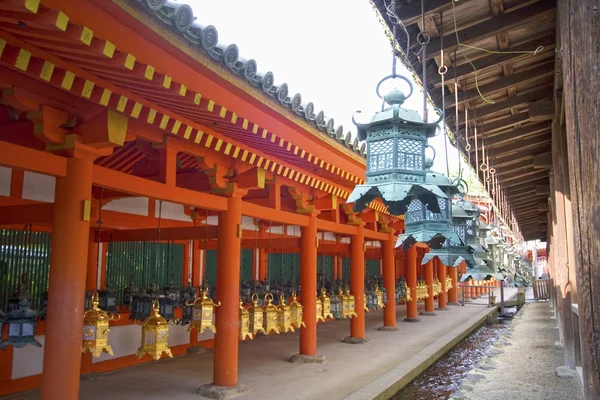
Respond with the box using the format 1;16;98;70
84;293;111;322
421;252;465;268
7;300;37;320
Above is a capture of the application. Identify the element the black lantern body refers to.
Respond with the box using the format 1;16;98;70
123;280;138;310
158;296;175;322
163;280;181;307
2;299;41;349
98;285;119;317
347;75;448;216
129;290;152;321
180;283;197;325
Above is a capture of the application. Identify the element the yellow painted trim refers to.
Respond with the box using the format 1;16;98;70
0;39;6;58
300;150;306;158
252;124;258;134
299;175;306;184
293;146;299;155
249;154;256;164
219;106;227;118
307;154;313;162
279;138;285;147
204;135;214;148
242;119;249;129
131;102;142;119
80;27;93;45
214;138;223;152
147;109;157;124
162;75;172;88
55;11;69;31
231;113;238;124
117;96;127;112
194;130;204;144
263;159;270;170
207;100;215;112
183;125;193;139
270;162;277;172
241;150;249;162
261;128;268;139
257;157;264;168
159;114;169;129
232;147;241;158
270;134;276;143
277;165;283;174
124;54;135;70
25;0;40;13
81;80;94;98
15;49;31;71
99;89;112;106
171;119;181;134
286;142;292;151
179;84;187;96
40;61;54;81
283;167;289;177
224;143;232;155
103;41;116;58
193;92;201;105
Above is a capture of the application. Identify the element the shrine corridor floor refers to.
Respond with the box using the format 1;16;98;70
7;289;514;400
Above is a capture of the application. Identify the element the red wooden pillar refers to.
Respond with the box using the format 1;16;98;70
291;214;325;363
380;233;397;330
212;195;243;388
436;259;448;310
41;156;94;400
448;265;459;304
345;224;366;343
405;246;419;322
422;259;436;315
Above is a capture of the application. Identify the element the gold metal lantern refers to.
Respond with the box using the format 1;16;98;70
446;276;452;291
277;294;294;333
187;289;220;334
339;288;350;319
239;300;253;340
316;293;325;322
263;293;280;334
135;300;173;360
82;292;119;358
404;283;412;302
375;286;384;309
289;291;305;329
345;287;358;318
320;288;333;320
248;294;266;336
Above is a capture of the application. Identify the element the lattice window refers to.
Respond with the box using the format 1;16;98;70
405;199;423;223
454;224;466;241
397;138;423;170
466;219;475;237
425;198;447;221
368;138;394;172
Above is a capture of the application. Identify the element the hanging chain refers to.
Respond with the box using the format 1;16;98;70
439;12;450;177
453;49;462;178
417;0;430;122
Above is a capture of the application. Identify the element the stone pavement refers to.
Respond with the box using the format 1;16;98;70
6;292;508;400
451;300;582;400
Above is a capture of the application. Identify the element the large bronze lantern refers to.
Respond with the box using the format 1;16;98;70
288;291;305;329
187;289;220;334
347;74;448;215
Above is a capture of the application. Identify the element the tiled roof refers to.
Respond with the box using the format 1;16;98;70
132;0;366;157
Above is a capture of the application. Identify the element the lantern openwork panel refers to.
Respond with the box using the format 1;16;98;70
277;294;294;333
187;289;220;334
239;301;253;340
248;294;267;335
263;293;280;334
288;292;305;329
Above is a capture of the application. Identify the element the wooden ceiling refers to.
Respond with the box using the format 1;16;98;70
372;0;556;241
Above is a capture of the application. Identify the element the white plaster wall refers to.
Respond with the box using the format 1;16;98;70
241;215;255;230
205;215;218;225
168;324;191;347
22;172;55;203
103;197;148;216
155;200;191;222
288;226;301;237
92;324;141;363
11;335;45;379
0;166;11;197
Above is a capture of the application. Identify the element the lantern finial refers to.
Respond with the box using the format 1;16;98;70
82;291;118;358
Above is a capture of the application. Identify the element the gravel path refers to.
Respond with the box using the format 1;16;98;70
451;301;582;400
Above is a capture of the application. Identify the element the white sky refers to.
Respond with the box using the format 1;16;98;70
191;0;467;179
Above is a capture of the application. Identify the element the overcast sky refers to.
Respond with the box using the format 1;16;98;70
191;0;472;182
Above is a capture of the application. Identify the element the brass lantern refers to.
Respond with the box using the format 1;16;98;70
339;288;350;319
375;286;384;309
277;294;294;333
263;293;280;334
135;300;173;360
82;292;119;358
187;289;220;334
320;288;333;320
239;300;253;340
345;287;358;318
316;293;324;322
330;288;344;319
248;294;267;336
446;276;452;291
288;291;305;329
404;283;412;302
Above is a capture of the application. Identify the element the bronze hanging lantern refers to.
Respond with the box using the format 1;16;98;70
187;288;220;334
2;273;40;349
319;287;333;320
248;293;267;336
129;289;152;321
263;293;280;334
82;292;119;358
344;287;358;318
239;300;253;340
135;300;173;360
347;74;448;216
98;284;119;318
330;287;344;319
179;281;197;326
288;291;305;329
339;288;350;319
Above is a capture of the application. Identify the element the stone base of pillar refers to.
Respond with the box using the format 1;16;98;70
377;326;399;332
420;311;437;316
404;317;421;322
187;346;208;354
435;307;450;311
447;302;462;306
343;336;369;344
289;354;327;364
197;383;248;399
